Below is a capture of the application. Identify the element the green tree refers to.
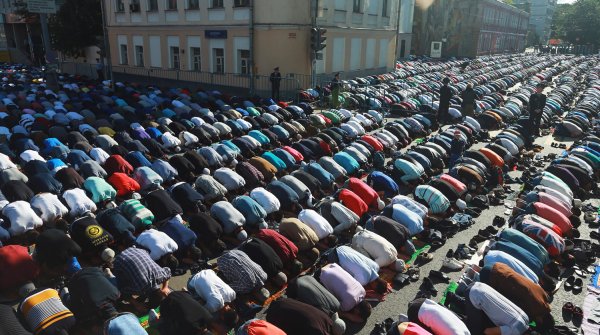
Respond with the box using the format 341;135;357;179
48;0;102;57
552;0;600;49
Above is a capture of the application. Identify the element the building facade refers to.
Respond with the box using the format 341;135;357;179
103;0;403;95
513;0;556;44
412;0;528;58
397;0;414;58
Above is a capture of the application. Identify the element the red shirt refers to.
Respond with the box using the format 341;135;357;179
339;189;369;217
361;135;384;152
104;155;133;175
108;172;141;197
347;177;379;208
282;146;304;163
246;319;286;335
533;202;572;235
479;148;504;169
0;245;39;290
255;229;298;265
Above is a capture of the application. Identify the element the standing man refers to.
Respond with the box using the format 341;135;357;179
438;77;452;124
331;73;341;108
528;83;546;142
96;59;105;81
461;84;476;119
270;67;282;101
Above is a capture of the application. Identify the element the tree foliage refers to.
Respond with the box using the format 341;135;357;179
48;0;102;57
552;0;600;47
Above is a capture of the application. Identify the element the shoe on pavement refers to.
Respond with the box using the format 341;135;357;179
442;257;464;271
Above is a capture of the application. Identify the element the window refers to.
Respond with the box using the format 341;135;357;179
382;0;389;17
147;0;158;10
213;48;224;73
166;0;177;10
190;47;201;71
135;45;144;66
119;44;128;64
234;0;249;7
187;0;199;9
239;49;249;75
170;46;180;69
353;0;361;13
116;0;125;11
210;0;223;8
130;0;140;12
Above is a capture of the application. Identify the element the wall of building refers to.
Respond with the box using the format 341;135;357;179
413;0;527;58
103;0;402;90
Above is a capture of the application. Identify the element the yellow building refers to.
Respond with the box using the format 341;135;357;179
104;0;403;96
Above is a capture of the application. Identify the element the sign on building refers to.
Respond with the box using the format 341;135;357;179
430;41;442;58
27;0;57;14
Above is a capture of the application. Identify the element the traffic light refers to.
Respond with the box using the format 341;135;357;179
311;27;327;52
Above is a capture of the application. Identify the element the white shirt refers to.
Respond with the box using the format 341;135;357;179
341;123;359;138
136;229;179;261
250;187;280;214
213;122;232;136
347;120;366;135
418;299;471;335
338;108;353;119
89;147;110;165
298;209;333;240
188;269;236;313
2;201;43;236
354;114;373;127
62;188;97;217
214;168;246;191
30;193;69;223
496;138;520;156
180;131;199;146
331;202;359;234
350;142;371;158
464;116;482;132
241;135;262;148
161;133;181;148
191;117;205;127
377;132;397;146
236;119;252;131
0;153;16;170
0;190;8;210
533;185;572;206
20;150;45;163
351;227;398;267
262;113;279;125
391;195;428;218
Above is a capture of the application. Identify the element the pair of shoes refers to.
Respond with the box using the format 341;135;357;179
564;275;583;292
442;257;465;271
493;215;506;227
429;269;450;283
419;277;438;296
563;302;583;324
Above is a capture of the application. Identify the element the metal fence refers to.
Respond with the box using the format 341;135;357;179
57;62;392;101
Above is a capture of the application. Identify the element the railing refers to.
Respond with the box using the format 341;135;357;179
57;62;304;100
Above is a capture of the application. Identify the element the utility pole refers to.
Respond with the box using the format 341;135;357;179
100;0;113;81
39;11;58;89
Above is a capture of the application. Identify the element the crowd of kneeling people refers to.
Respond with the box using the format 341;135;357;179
0;58;595;335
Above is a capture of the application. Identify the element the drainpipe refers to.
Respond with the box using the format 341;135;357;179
100;0;113;82
249;0;255;96
310;0;317;88
394;0;402;63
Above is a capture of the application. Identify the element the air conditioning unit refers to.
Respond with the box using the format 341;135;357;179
129;3;140;12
